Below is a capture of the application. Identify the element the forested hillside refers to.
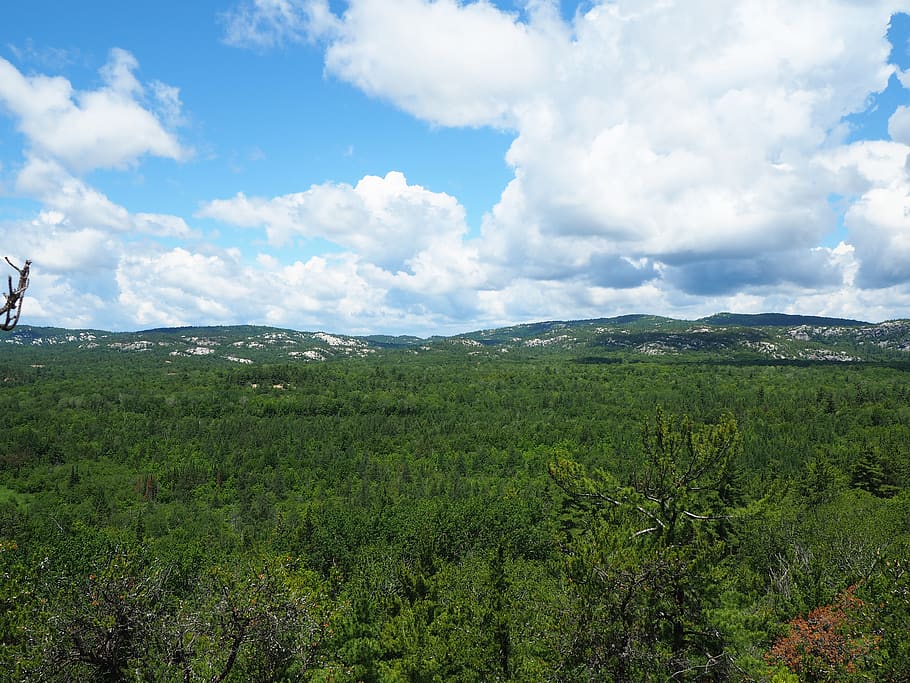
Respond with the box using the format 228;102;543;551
1;320;909;681
6;314;910;363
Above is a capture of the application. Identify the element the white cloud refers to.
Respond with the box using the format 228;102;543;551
888;104;910;144
16;157;131;230
496;2;894;265
10;210;120;276
220;0;334;49
318;0;565;128
114;247;399;332
0;210;123;328
116;248;249;327
22;272;111;329
13;1;910;333
149;80;185;128
133;213;195;239
263;0;909;322
845;179;910;289
197;171;492;330
816;140;910;287
32;228;118;274
265;253;383;319
15;156;194;238
0;49;194;305
0;48;187;172
221;0;564;127
198;171;475;272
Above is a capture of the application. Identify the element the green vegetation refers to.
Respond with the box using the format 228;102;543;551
1;329;909;681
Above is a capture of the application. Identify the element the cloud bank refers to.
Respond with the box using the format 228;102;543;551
4;2;910;334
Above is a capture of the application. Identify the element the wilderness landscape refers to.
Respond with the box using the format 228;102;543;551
1;314;909;681
6;2;910;680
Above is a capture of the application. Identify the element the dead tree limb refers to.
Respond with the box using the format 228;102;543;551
1;257;30;331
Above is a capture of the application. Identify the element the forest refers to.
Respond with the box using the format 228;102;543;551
1;330;909;682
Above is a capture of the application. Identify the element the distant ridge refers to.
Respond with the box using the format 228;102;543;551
5;314;910;364
5;313;881;342
697;312;869;327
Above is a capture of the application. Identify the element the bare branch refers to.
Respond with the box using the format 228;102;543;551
680;510;732;521
0;257;31;331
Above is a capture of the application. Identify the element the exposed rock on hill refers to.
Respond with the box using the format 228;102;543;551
4;315;910;364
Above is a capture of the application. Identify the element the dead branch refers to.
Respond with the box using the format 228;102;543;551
1;257;31;330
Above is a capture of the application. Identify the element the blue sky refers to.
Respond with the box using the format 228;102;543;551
2;1;910;334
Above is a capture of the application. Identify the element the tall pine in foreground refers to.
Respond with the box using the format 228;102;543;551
549;409;742;681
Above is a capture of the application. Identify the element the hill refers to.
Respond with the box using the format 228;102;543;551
697;312;868;327
3;313;910;364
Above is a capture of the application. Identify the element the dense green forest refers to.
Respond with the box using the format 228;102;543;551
1;337;909;681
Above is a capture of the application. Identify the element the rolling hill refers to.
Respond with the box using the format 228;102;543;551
3;313;909;364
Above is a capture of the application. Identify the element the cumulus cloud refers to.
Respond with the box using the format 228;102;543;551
0;49;193;293
0;48;187;172
491;2;893;273
198;171;475;272
235;0;906;325
15;156;194;238
221;0;565;127
197;171;491;330
888;104;910;144
22;272;112;330
116;248;250;327
114;246;412;333
12;1;910;333
820;141;910;288
318;0;565;128
5;210;120;277
16;157;131;231
0;208;121;327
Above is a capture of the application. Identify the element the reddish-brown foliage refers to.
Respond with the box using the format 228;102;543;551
765;586;874;682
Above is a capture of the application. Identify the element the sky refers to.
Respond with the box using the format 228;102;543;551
3;1;910;335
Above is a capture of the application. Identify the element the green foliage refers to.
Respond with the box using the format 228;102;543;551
8;546;334;682
548;410;741;681
1;345;909;679
853;540;910;682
